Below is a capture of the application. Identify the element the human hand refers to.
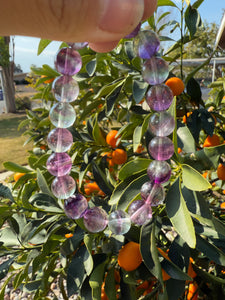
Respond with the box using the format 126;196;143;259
0;0;157;52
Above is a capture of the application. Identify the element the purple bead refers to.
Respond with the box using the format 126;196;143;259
67;42;88;49
144;183;165;206
142;57;169;85
108;210;131;235
49;102;76;128
52;75;79;102
64;194;88;219
55;47;82;75
146;84;174;111
125;22;141;38
47;128;73;153
47;153;72;177
51;175;76;199
147;160;171;184
148;137;174;161
133;30;160;59
149;111;175;137
83;207;108;233
128;200;152;225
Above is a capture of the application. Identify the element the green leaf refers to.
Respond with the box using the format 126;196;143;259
89;260;107;300
3;162;31;173
105;267;117;300
132;80;149;104
119;158;150;181
185;5;201;38
86;58;97;76
166;178;196;248
37;39;52;55
106;85;122;117
29;193;62;213
177;126;196;153
93;78;125;99
0;183;14;202
182;164;211;191
84;234;94;276
196;234;225;266
0;273;14;300
109;173;148;209
140;221;163;287
133;125;142;152
36;169;53;197
0;256;15;280
67;245;87;297
92;115;107;145
157;0;178;7
92;161;114;196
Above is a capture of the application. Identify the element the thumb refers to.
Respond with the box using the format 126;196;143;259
0;0;144;46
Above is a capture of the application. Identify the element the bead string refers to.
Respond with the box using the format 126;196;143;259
46;26;175;235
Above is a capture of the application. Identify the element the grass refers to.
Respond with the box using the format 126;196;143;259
0;113;33;172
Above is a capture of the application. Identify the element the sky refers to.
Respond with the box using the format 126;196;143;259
13;0;225;73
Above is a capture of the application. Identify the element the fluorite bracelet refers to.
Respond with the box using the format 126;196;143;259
46;26;175;235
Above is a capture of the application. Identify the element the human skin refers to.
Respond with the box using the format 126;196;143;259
0;0;157;52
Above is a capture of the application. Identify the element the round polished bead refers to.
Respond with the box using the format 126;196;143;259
148;136;174;161
144;183;165;206
125;22;141;38
52;75;79;102
146;84;174;111
83;207;108;233
108;210;131;235
64;194;88;219
47;152;72;176
140;181;154;201
55;47;82;75
128;200;152;225
148;111;175;137
133;30;160;59
147;160;171;183
51;175;76;199
49;102;76;128
47;128;73;153
142;57;169;85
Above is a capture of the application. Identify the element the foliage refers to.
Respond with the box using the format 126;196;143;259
1;0;225;299
15;96;31;110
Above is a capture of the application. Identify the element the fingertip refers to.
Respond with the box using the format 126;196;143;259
89;40;119;53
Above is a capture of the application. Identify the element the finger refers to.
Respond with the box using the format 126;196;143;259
0;0;145;44
89;40;119;53
142;0;157;20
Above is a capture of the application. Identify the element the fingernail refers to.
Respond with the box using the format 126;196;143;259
99;0;144;34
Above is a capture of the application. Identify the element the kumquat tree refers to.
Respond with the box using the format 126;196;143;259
1;0;225;299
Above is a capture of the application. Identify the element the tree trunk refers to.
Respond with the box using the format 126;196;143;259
1;36;16;113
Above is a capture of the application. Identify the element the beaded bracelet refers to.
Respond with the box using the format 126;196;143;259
45;25;175;235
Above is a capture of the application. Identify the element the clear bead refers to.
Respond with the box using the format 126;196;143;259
46;152;72;176
146;84;174;111
142;57;169;85
140;181;154;201
64;193;88;219
147;160;171;184
55;47;82;75
67;42;88;49
51;175;76;199
108;210;131;235
148;136;174;161
83;207;108;233
52;75;79;102
144;183;165;206
148;111;175;137
49;102;76;128
47;128;73;153
128;200;152;226
133;30;160;59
